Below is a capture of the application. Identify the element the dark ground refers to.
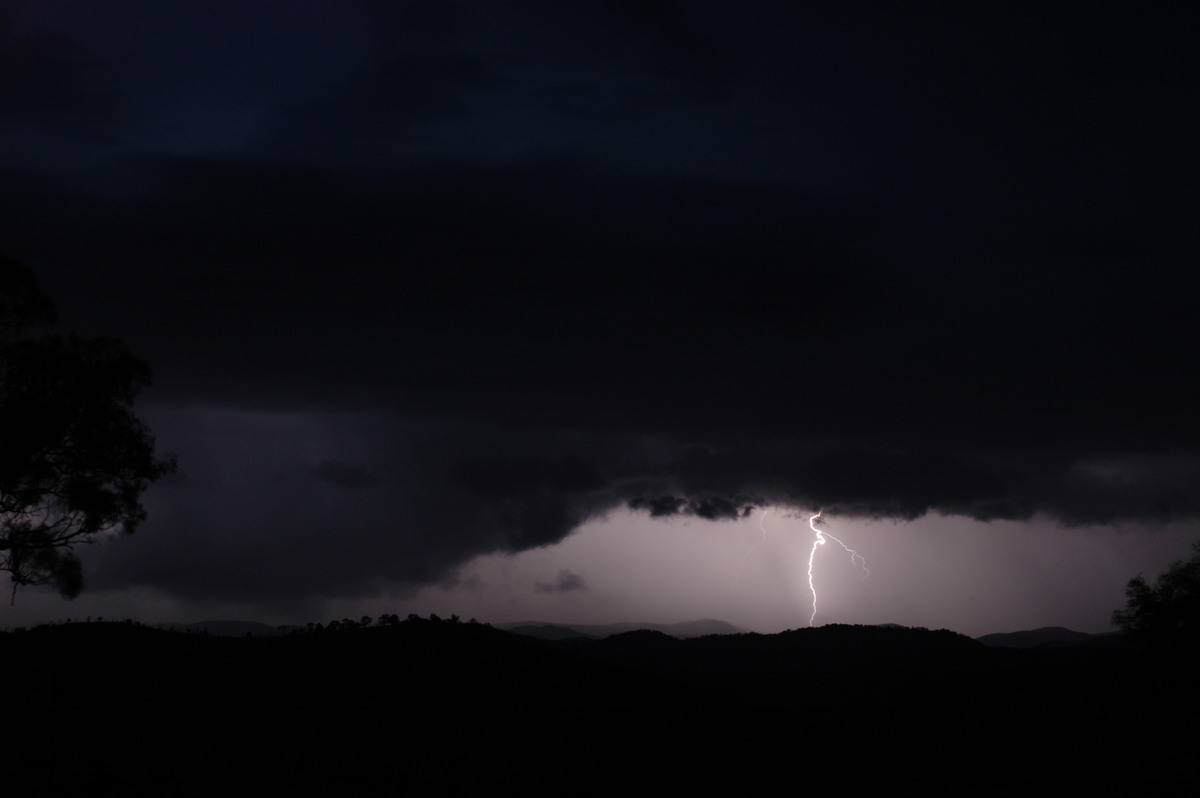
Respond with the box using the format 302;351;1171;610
2;619;1191;790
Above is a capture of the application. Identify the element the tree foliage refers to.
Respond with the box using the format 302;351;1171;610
1113;542;1200;652
1;255;175;601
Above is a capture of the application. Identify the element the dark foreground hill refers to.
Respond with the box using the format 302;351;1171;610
1;620;1192;790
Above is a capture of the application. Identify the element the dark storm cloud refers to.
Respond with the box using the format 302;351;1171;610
561;440;1200;533
455;455;608;548
452;454;616;550
586;0;744;92
311;460;377;489
620;445;1200;527
11;155;1199;600
3;2;1198;610
628;495;686;518
86;412;630;604
0;13;105;122
6;153;904;420
254;43;495;166
630;489;756;522
89;414;1200;610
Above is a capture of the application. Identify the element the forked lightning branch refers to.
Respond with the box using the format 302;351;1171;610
806;511;868;626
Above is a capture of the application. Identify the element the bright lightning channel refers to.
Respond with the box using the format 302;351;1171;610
806;511;868;627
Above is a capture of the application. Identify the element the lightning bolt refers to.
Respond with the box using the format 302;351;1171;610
734;508;772;586
806;511;868;626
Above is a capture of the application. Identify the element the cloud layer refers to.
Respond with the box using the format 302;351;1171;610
1;3;1196;612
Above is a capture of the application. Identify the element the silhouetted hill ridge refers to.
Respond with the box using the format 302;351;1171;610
501;618;739;638
2;617;1192;789
976;626;1101;648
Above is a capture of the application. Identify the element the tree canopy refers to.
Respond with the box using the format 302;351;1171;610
0;255;175;601
1112;542;1200;653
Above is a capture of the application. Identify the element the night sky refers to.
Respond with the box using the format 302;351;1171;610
3;2;1197;636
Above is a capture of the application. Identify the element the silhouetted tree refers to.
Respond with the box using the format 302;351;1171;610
0;256;175;601
1113;542;1200;654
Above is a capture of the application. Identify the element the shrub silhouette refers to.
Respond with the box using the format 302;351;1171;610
1113;542;1200;654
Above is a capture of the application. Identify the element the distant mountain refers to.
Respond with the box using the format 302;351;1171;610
976;626;1097;648
179;619;287;637
501;618;742;639
506;623;600;641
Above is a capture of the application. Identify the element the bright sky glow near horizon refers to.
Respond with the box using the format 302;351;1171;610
6;503;1196;639
355;512;1199;637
